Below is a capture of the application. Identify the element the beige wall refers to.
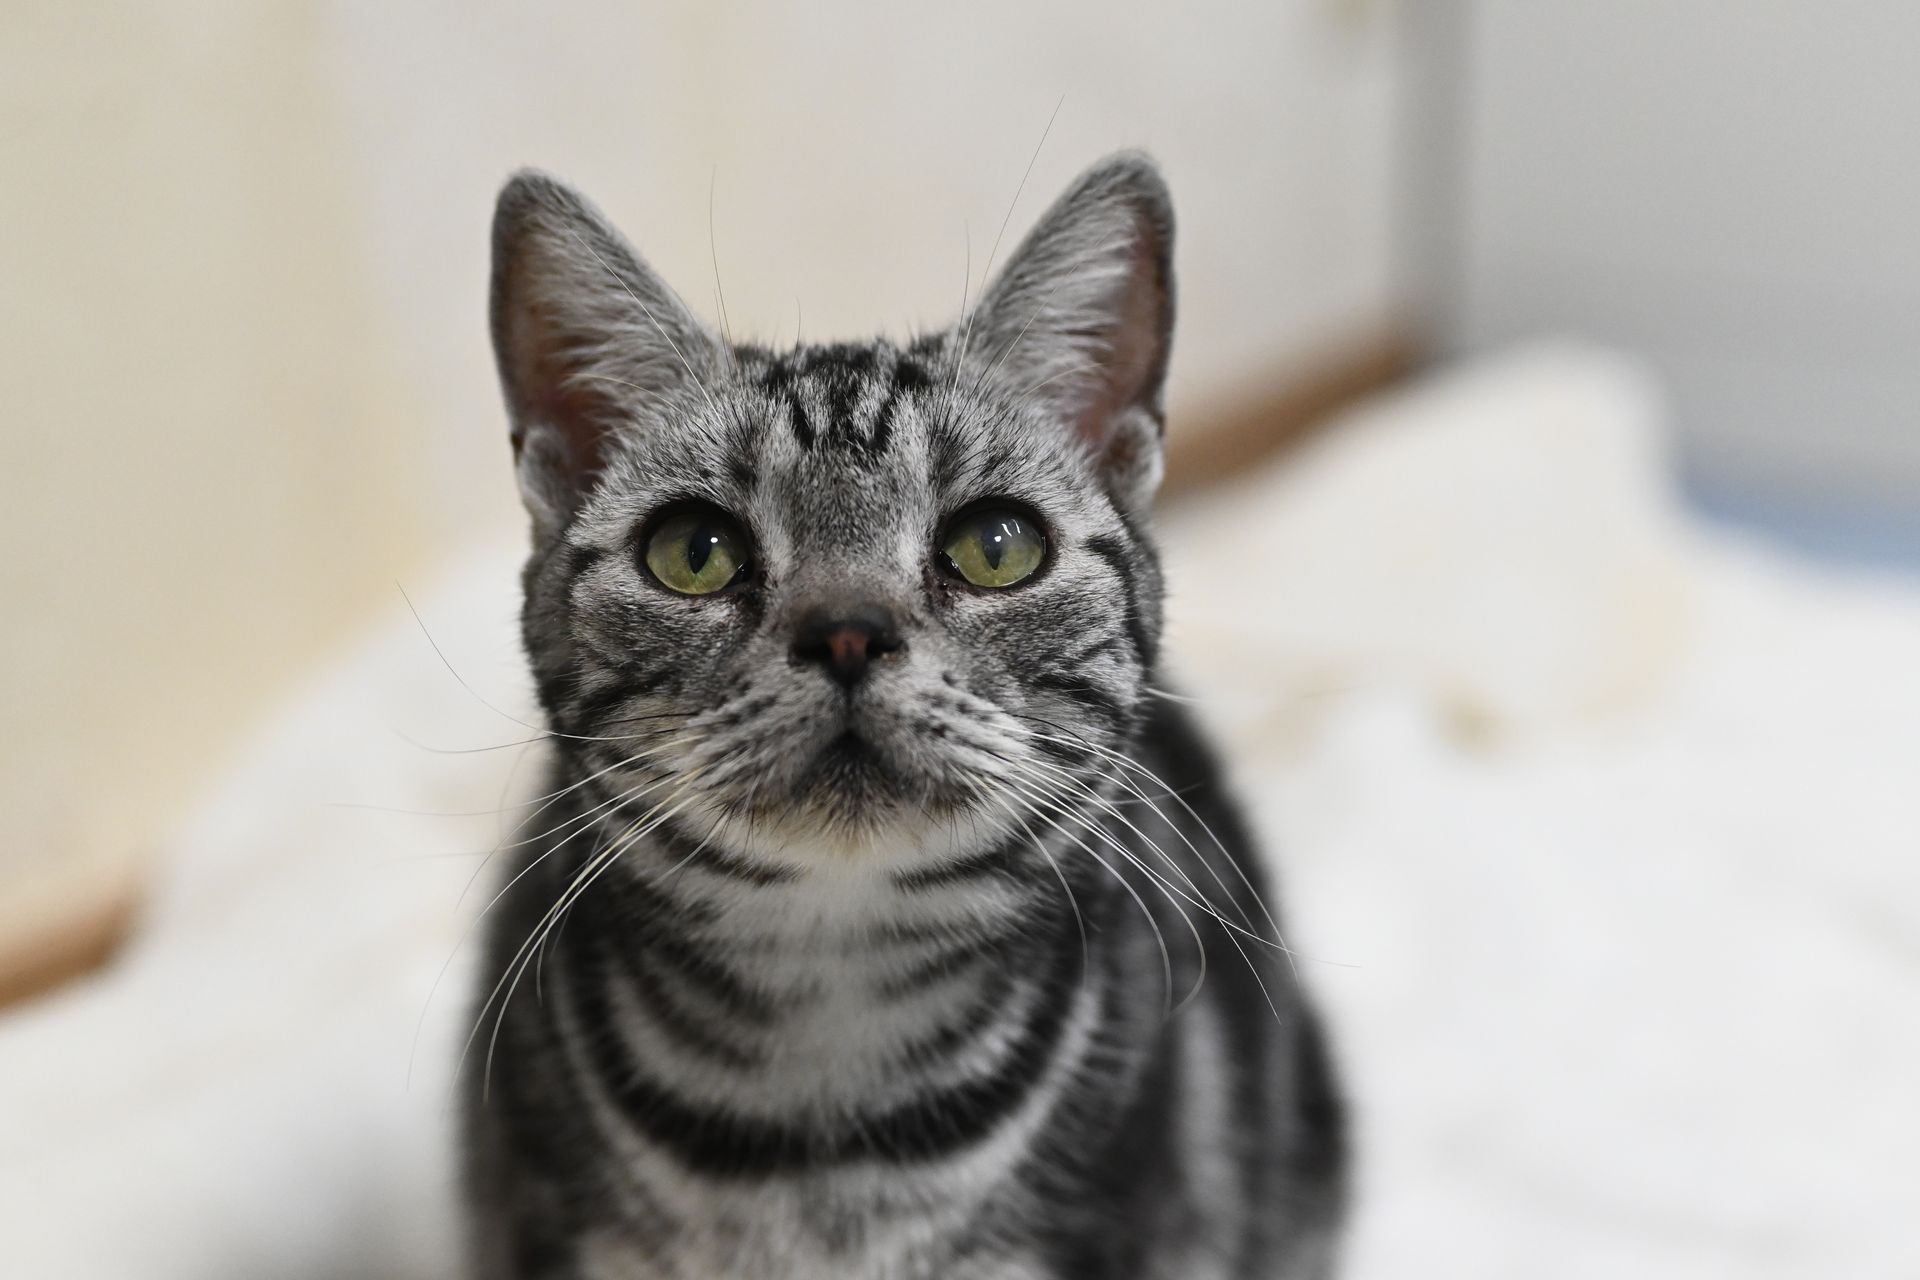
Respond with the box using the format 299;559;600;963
1;0;1405;952
1;2;429;947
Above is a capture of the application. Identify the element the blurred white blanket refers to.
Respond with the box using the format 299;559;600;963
3;345;1916;1277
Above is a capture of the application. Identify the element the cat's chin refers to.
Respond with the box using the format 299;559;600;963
650;698;1016;867
725;807;1008;872
670;765;1008;872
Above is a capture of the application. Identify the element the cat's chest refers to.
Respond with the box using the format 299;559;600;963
622;861;1030;1104
573;1182;1054;1280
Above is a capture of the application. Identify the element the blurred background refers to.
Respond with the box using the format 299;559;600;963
3;2;1916;1276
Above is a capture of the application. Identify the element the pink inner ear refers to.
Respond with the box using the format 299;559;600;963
1073;235;1168;455
529;378;615;490
504;291;619;494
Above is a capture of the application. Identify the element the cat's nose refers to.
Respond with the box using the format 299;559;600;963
791;603;905;687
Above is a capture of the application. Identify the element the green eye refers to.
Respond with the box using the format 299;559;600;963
941;508;1046;589
644;507;749;595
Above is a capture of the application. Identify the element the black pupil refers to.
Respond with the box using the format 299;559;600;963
981;517;1018;570
686;524;719;575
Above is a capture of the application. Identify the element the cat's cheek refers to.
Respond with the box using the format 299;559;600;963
572;589;751;685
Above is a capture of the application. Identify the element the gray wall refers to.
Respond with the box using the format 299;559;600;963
1427;2;1920;542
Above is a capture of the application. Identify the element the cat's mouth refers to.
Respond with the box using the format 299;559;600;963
818;730;874;766
698;701;984;834
810;729;893;784
796;726;908;805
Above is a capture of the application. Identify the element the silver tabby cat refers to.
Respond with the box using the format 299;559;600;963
466;153;1346;1279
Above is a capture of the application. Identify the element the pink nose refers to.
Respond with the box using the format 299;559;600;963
826;627;871;670
792;605;904;687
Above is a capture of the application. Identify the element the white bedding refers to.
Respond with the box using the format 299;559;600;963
3;345;1915;1277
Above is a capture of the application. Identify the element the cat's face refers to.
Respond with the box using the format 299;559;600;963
493;157;1175;866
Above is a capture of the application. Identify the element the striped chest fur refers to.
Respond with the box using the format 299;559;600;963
465;154;1347;1278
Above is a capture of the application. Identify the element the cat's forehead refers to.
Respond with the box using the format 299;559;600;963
743;340;941;447
736;341;941;498
598;337;1093;545
729;341;1073;512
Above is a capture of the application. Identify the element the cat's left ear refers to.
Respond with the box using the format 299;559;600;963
964;152;1175;515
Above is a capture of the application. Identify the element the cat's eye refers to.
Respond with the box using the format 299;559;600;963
940;507;1047;589
644;506;750;595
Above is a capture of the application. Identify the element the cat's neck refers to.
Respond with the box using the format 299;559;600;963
533;793;1088;1120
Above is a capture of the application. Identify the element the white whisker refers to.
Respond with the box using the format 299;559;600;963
950;95;1065;402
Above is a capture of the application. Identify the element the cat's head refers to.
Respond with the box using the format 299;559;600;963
491;154;1173;867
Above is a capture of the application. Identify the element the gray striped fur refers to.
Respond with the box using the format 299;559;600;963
467;154;1346;1279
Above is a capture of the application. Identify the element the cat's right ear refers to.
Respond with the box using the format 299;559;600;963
490;171;721;531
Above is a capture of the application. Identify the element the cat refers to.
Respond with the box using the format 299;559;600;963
465;152;1346;1279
